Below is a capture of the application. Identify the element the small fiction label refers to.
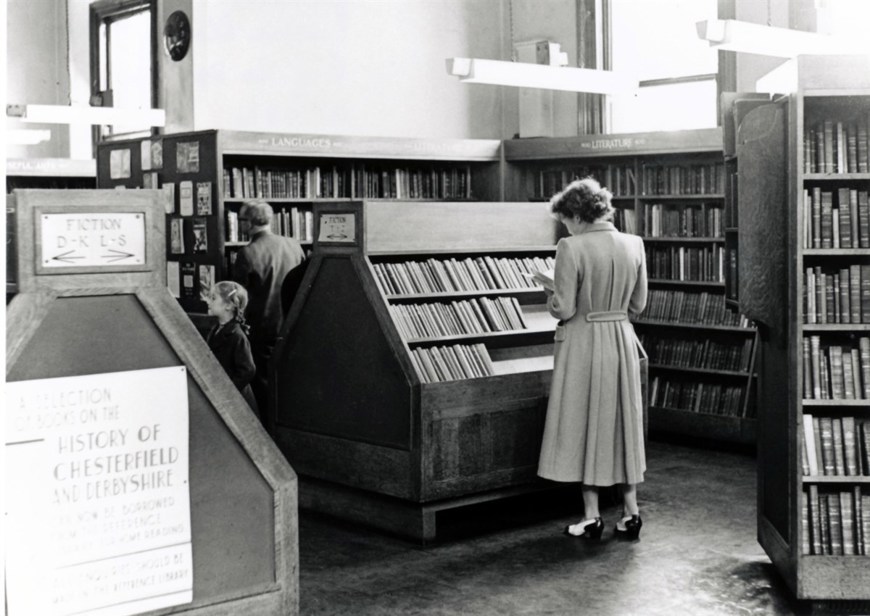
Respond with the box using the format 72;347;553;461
318;213;356;243
41;212;146;268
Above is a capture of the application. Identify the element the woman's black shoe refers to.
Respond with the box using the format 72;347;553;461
563;517;604;540
614;514;642;540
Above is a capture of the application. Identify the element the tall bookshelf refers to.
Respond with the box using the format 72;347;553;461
745;55;870;604
504;129;758;445
270;200;648;541
96;130;502;314
6;158;96;298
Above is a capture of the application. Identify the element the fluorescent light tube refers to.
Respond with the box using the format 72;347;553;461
696;19;863;58
446;58;637;94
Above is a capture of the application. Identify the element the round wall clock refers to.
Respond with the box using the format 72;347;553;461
163;10;191;62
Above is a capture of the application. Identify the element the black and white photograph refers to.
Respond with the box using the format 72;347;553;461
6;1;870;615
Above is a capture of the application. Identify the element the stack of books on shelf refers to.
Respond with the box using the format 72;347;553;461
612;208;637;234
802;413;870;478
638;333;753;373
272;207;314;242
410;343;495;383
645;245;724;282
803;117;870;174
223;164;474;200
802;187;870;249
391;297;528;340
804;265;870;323
226;208;314;243
372;256;555;296
649;378;745;417
801;485;870;556
802;336;870;401
534;164;636;200
637;290;753;327
643;203;723;237
641;162;725;195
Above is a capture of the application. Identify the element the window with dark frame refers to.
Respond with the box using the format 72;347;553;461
89;0;156;146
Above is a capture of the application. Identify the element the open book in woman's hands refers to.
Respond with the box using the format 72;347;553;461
523;268;555;291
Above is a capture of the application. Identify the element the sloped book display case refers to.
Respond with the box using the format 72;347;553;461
270;200;648;541
504;129;758;445
97;131;501;314
745;55;870;604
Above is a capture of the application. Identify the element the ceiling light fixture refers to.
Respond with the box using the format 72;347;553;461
696;19;862;58
7;104;166;127
445;58;637;94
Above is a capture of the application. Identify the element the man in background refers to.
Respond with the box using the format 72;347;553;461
233;199;306;419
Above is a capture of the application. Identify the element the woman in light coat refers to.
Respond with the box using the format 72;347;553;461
537;177;648;541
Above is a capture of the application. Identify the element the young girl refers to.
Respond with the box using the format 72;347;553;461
206;281;259;416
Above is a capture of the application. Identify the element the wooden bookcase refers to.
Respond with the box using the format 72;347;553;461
6;158;96;298
270;200;648;541
96;130;502;314
504;129;758;445
745;55;870;604
721;93;772;311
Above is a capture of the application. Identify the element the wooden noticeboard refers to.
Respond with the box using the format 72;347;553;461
6;189;298;616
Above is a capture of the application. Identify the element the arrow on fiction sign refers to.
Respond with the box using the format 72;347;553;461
50;250;85;263
102;249;135;263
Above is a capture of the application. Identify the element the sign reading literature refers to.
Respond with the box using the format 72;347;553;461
4;366;193;616
317;212;356;244
39;212;146;271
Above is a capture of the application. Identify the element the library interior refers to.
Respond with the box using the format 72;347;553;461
7;1;870;614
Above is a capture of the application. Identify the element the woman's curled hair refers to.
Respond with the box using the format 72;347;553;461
549;177;614;223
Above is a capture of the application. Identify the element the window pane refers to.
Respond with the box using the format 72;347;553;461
608;79;718;133
610;0;718;80
108;10;151;135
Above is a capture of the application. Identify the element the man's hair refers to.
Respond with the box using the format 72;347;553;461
240;199;273;227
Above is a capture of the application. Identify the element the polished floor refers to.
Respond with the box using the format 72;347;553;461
298;440;809;615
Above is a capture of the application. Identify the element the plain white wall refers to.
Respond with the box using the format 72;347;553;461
6;0;71;159
191;0;511;139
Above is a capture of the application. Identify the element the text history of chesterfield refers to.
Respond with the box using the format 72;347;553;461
5;366;193;616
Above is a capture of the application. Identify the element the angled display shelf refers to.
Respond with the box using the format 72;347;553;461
270;200;648;541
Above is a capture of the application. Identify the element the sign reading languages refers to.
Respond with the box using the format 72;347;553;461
40;212;146;269
317;213;356;243
5;366;193;616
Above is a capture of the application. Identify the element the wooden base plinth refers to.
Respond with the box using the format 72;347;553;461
298;476;577;543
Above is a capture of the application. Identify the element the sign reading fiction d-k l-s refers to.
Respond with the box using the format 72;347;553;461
40;212;146;268
4;366;192;616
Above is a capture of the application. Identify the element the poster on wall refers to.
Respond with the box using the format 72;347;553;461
4;366;193;616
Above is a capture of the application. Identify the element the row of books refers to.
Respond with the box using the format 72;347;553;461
533;165;636;200
649;376;746;417
612;207;637;235
391;297;528;341
223;165;473;200
645;245;724;283
410;343;495;383
643;203;724;238
802;336;870;401
637;289;753;327
640;162;725;196
372;256;556;296
638;333;754;373
226;208;314;243
802;187;870;249
802;414;870;477
801;486;870;556
802;117;870;174
804;265;870;324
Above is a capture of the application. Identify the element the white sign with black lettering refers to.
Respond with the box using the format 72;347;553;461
317;212;356;243
40;212;146;268
5;366;192;616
